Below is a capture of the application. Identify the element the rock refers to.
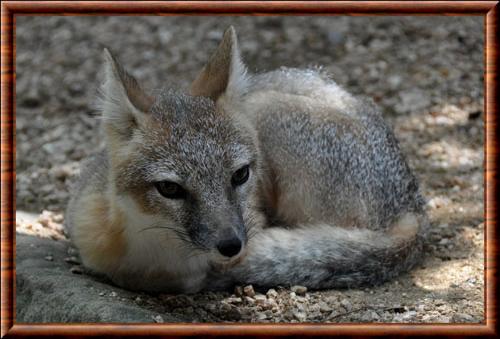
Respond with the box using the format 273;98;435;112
244;296;255;305
225;297;242;304
361;310;380;322
396;88;430;114
64;256;81;265
427;196;451;209
234;285;244;297
318;301;332;313
220;302;232;312
16;234;186;322
152;315;164;323
69;266;83;274
254;294;267;305
266;288;278;299
295;296;307;303
327;31;345;46
21;89;42;108
243;285;255;297
453;313;475;322
50;162;80;181
291;285;307;296
439;238;450;246
225;307;242;321
293;310;307;321
262;298;278;311
394;310;416;322
340;298;352;311
256;312;268;321
438;316;452;323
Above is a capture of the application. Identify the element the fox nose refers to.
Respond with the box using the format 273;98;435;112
216;237;242;257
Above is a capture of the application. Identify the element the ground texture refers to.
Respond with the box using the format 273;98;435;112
16;16;484;323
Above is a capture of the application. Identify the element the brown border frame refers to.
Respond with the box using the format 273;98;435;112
1;1;498;337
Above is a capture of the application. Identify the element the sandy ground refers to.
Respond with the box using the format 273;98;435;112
15;16;484;323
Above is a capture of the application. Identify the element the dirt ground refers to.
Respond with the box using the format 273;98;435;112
15;16;484;323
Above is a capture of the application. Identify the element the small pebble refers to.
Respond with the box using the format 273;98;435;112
226;297;242;304
243;285;255;297
244;296;255;304
205;304;216;313
64;256;80;265
293;310;307;321
226;307;242;321
220;302;232;311
319;301;332;313
361;310;380;321
254;294;267;305
266;288;278;299
438;316;452;323
152;315;164;323
262;298;277;310
234;285;244;297
340;298;352;311
453;312;474;322
439;238;450;245
69;266;83;274
295;296;307;303
257;312;268;321
291;285;308;295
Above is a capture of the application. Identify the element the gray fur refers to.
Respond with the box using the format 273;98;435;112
206;223;425;290
204;67;428;290
66;26;428;293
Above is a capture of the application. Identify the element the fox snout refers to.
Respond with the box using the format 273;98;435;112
199;207;248;259
216;227;244;258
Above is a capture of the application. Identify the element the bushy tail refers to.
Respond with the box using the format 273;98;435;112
207;213;426;290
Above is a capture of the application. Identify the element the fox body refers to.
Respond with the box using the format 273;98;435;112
66;27;427;293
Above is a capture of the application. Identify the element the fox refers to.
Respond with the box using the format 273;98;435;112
66;26;428;293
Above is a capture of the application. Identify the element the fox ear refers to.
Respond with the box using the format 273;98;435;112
100;48;154;137
190;26;248;101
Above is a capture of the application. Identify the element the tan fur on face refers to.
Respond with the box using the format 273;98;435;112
106;124;162;216
72;192;127;273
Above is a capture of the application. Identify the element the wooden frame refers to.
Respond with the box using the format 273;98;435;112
1;1;497;337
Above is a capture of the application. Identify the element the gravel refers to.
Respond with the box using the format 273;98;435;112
16;16;484;323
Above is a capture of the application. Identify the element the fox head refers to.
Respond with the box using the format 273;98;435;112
99;27;262;264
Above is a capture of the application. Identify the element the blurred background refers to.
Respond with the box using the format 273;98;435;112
15;16;484;323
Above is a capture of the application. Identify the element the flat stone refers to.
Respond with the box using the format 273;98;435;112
16;234;186;323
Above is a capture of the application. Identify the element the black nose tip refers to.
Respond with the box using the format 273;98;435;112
216;237;242;257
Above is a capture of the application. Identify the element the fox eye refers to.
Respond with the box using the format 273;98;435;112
231;165;250;187
154;181;186;199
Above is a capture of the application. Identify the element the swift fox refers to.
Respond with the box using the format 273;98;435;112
66;26;428;293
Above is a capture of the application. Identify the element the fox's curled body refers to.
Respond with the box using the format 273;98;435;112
66;27;428;293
